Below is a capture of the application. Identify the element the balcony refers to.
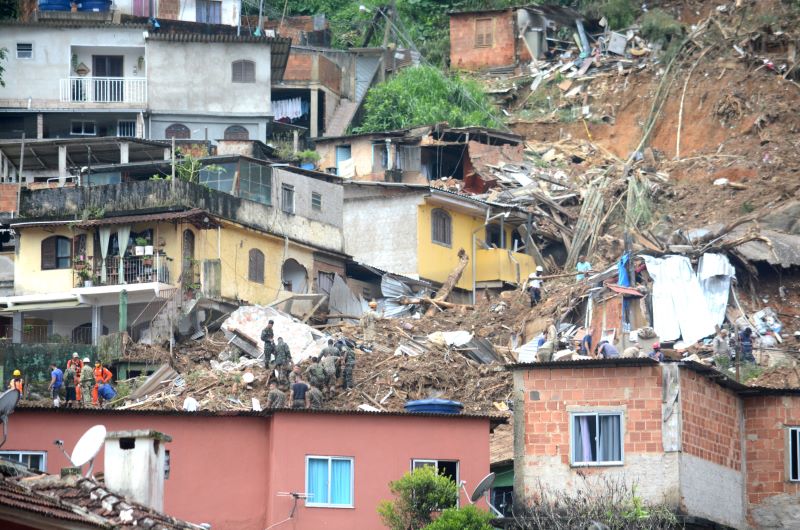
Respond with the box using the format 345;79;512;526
59;77;147;105
475;247;538;285
75;254;173;289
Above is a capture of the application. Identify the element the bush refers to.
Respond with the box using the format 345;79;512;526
355;65;500;133
582;0;638;30
424;505;494;530
640;8;684;46
378;465;458;530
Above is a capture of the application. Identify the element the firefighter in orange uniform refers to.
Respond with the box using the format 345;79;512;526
92;361;112;405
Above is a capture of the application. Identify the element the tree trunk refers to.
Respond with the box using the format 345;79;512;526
425;248;469;317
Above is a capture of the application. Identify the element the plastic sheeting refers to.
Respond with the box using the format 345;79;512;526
642;254;734;346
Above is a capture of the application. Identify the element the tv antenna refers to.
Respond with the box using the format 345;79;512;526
67;425;106;477
467;472;503;517
0;389;20;449
266;492;310;529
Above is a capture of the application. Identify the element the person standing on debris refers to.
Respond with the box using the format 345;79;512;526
273;337;293;388
92;361;112;406
261;320;275;367
63;363;76;408
361;301;380;342
266;381;287;408
648;342;664;362
579;329;593;356
67;353;84;402
596;340;620;359
738;327;756;363
305;356;326;390
713;329;732;358
290;375;310;409
79;358;93;407
320;349;338;397
48;363;64;408
288;365;302;385
342;345;356;390
576;256;592;281
308;385;324;410
526;267;544;307
8;369;24;399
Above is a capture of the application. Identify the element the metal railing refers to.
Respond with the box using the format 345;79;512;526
0;324;93;345
78;255;172;288
59;77;147;104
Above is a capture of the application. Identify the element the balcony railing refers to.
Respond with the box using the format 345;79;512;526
76;255;172;288
59;77;147;104
0;324;93;345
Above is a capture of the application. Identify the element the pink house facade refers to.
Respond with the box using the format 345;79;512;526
2;408;496;530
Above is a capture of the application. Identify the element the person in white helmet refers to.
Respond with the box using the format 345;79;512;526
526;266;544;307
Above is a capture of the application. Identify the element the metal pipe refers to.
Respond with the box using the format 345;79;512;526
15;133;25;216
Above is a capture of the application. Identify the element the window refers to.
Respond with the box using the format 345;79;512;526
306;456;354;508
475;18;494;48
16;43;33;59
118;120;136;137
248;249;265;284
570;412;624;466
238;161;271;205
790;427;800;481
431;208;452;247
397;145;421;172
165;123;190;139
70;121;96;136
224;125;250;140
133;0;150;16
486;224;504;248
200;163;235;194
311;192;322;211
231;60;256;83
372;143;389;172
411;459;459;509
281;184;295;214
196;0;222;23
41;236;71;270
0;451;46;472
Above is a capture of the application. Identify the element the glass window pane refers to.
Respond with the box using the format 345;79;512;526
572;415;596;463
330;459;352;505
598;415;622;462
791;429;799;481
307;458;329;504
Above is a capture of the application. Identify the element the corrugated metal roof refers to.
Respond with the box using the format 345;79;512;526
606;284;645;297
507;357;659;370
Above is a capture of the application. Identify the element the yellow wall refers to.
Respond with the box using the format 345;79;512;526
416;202;537;290
16;227;77;295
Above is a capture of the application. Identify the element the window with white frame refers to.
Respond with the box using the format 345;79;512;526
71;121;96;136
16;43;33;59
0;451;46;472
311;192;322;211
281;184;295;214
118;120;136;137
305;456;354;507
790;427;800;482
411;459;459;508
570;411;624;466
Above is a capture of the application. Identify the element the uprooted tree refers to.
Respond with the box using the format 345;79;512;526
378;465;458;530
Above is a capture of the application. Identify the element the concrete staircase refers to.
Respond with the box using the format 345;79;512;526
324;98;358;137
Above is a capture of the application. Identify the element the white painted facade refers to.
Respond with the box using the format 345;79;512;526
104;430;170;511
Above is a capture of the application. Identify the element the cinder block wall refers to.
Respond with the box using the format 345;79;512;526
449;11;516;71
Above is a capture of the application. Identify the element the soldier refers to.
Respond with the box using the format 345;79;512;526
288;365;303;385
342;344;356;389
79;358;94;407
261;320;275;367
273;337;293;388
305;356;326;391
360;301;379;342
308;386;324;410
320;350;338;397
266;381;287;408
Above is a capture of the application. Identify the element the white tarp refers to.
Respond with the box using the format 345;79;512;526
642;254;734;346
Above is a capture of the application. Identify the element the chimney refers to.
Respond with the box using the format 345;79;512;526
104;430;171;511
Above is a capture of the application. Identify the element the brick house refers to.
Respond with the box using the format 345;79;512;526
509;358;800;529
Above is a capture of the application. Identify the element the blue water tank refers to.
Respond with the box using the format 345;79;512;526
404;398;464;414
98;384;116;400
38;0;72;11
77;0;111;11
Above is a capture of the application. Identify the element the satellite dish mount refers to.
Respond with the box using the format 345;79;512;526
68;425;107;477
467;472;503;517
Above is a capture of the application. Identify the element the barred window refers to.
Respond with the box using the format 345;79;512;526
232;60;256;83
431;208;451;247
165;123;190;139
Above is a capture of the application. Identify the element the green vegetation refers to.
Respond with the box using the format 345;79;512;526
355;65;499;132
640;8;684;60
378;465;458;530
423;505;494;530
581;0;637;30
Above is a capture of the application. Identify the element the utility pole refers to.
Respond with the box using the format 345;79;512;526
15;133;25;216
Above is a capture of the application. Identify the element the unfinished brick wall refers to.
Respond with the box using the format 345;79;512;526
744;396;800;507
318;55;341;95
449;11;517;71
0;184;18;214
283;54;314;82
680;370;742;470
521;365;664;466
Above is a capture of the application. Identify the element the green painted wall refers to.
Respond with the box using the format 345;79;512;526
0;343;96;393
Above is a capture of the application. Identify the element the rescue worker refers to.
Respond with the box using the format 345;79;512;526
93;361;112;406
308;385;324;410
288;365;303;385
526;266;544;307
63;362;77;408
713;329;731;358
360;301;379;342
290;375;310;409
596;340;620;359
261;320;275;367
66;353;84;403
79;357;94;407
342;344;356;389
8;369;24;399
266;381;287;408
305;356;326;391
48;363;63;408
739;327;755;363
273;337;293;388
320;350;338;397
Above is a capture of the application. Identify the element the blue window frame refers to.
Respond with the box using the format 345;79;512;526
305;456;354;508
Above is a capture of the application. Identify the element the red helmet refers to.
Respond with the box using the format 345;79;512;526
653;342;661;350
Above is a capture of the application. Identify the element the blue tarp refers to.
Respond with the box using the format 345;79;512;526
618;253;631;287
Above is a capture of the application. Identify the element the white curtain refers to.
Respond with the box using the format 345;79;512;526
117;225;131;284
99;227;111;284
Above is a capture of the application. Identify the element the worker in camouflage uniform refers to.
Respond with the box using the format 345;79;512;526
305;356;326;391
79;357;94;407
288;365;302;385
342;344;356;389
266;381;286;408
308;385;324;410
273;336;293;389
261;320;275;367
320;350;338;397
360;301;379;342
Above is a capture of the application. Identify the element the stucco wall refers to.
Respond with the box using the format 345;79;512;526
342;186;420;277
146;40;271;115
149;114;268;143
15;226;74;295
679;453;746;529
273;167;342;228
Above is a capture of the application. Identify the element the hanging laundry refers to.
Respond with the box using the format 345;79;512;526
271;97;304;121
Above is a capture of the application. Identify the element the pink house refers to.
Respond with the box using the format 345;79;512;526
2;407;498;529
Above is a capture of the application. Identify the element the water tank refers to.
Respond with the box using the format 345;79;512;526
404;398;464;415
77;0;111;11
38;0;72;11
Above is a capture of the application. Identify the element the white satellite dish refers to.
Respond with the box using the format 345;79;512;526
0;389;20;449
469;472;503;517
70;425;106;476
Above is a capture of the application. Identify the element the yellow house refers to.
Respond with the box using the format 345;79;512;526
343;182;538;300
1;161;346;345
